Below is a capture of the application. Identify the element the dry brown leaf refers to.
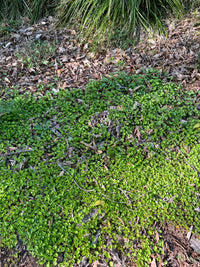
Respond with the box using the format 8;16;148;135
190;237;200;253
104;165;108;171
117;217;125;226
59;170;65;176
155;231;159;243
187;225;193;241
134;126;141;140
9;147;17;151
150;258;157;267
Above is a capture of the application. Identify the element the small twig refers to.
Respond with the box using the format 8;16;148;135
128;85;143;95
131;188;151;200
0;149;34;158
110;249;123;266
172;237;191;263
132;85;143;93
137;190;151;200
57;204;64;210
97;191;128;205
159;145;199;176
80;141;102;154
93;178;128;204
119;188;132;205
57;163;94;192
80;141;96;150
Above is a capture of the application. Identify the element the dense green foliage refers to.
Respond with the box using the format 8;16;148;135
0;69;199;266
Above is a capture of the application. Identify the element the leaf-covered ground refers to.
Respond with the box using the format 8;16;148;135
0;10;200;97
0;10;200;267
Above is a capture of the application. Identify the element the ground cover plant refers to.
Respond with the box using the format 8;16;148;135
16;40;58;69
0;68;200;266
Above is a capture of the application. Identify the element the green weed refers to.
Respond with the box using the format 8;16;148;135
0;20;20;37
16;40;58;69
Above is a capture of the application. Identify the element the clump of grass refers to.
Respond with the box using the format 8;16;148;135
0;0;195;49
0;0;29;21
0;69;199;266
29;0;58;24
57;0;183;47
0;0;58;24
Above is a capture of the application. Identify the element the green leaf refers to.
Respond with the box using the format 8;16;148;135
93;200;105;207
193;123;200;129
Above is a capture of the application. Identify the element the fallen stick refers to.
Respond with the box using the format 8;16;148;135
0;149;34;157
80;141;96;150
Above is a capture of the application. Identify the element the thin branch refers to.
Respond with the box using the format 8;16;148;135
172;237;191;263
158;144;199;176
97;190;128;205
132;85;143;93
57;163;94;192
0;149;34;158
80;141;96;150
136;190;151;200
93;178;128;204
119;188;132;205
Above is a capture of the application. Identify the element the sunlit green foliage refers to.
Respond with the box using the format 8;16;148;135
0;69;199;266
